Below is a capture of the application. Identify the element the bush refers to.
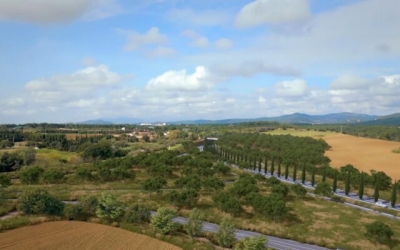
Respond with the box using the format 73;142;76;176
0;174;12;187
17;189;64;216
150;207;178;235
124;204;151;224
96;193;125;222
42;169;65;184
64;204;84;220
19;166;44;185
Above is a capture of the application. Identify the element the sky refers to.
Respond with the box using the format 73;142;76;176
0;0;400;124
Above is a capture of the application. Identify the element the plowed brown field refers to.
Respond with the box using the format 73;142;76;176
324;134;400;179
0;221;181;250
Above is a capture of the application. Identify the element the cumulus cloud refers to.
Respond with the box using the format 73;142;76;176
120;27;168;51
330;74;368;90
274;79;309;97
235;0;311;28
146;66;213;91
25;65;124;102
0;0;121;24
215;38;233;50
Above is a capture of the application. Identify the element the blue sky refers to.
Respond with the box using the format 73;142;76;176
0;0;399;123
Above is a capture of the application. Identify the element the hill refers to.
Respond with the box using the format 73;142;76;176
361;113;400;125
169;112;378;125
79;119;113;125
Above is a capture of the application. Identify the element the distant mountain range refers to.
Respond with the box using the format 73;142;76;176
79;112;400;125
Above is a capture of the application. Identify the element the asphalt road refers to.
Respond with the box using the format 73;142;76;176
239;166;400;221
150;212;328;250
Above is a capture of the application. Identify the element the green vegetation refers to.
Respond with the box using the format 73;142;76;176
150;207;178;235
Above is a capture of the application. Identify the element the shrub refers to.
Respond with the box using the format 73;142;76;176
124;204;151;224
64;204;84;220
150;207;178;235
17;189;64;216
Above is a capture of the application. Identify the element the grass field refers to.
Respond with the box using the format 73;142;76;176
265;128;337;139
35;149;80;163
324;134;400;179
0;221;181;250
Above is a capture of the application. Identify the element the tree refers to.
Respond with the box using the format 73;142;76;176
0;174;12;187
96;192;125;221
292;165;297;182
80;196;98;218
332;170;337;193
265;193;287;221
322;167;327;182
284;164;289;180
20;166;44;185
345;171;351;196
270;157;275;175
374;177;380;202
64;204;84;221
365;221;394;244
19;148;36;166
185;208;204;238
311;167;315;187
42;169;65;184
264;157;268;174
17;189;64;215
271;183;289;198
391;181;397;208
230;174;258;198
215;163;230;176
203;176;225;193
314;182;332;198
141;177;167;197
301;164;306;184
150;207;178;235
215;217;236;248
277;162;281;178
358;172;364;200
291;183;307;199
168;190;199;208
213;191;242;215
124;204;151;224
235;235;267;250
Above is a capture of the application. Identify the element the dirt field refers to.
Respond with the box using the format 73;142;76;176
324;134;400;179
0;221;181;250
265;128;337;139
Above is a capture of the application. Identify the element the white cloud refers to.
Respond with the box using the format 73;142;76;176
330;74;368;90
146;66;212;92
0;0;121;24
192;37;209;48
25;65;124;102
215;38;233;50
181;30;209;48
235;0;311;28
168;8;230;26
274;79;309;97
120;27;168;51
147;47;176;57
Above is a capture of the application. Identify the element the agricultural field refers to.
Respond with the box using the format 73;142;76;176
264;128;337;139
324;134;400;180
0;221;181;250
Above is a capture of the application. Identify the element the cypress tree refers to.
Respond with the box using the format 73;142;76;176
391;180;397;208
245;154;248;163
301;163;306;184
277;161;281;178
345;171;351;196
253;158;256;171
264;157;268;174
358;172;364;200
270;157;275;176
322;167;327;182
285;164;289;180
332;170;337;192
311;167;315;187
258;156;262;173
293;165;297;182
374;177;380;203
